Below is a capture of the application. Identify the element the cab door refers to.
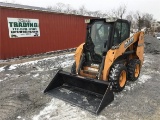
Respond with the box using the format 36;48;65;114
112;20;130;46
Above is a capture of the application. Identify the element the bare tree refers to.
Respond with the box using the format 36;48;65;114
64;4;73;14
86;11;93;16
51;3;65;13
134;11;145;31
111;5;127;19
143;13;154;28
46;6;54;10
104;10;114;18
92;10;101;17
126;14;133;22
71;10;79;15
3;0;17;3
101;12;109;18
125;11;138;31
3;0;9;2
45;2;157;31
78;5;87;15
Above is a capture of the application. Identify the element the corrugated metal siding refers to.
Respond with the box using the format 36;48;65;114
1;8;89;59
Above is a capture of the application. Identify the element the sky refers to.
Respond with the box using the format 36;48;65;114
0;0;159;20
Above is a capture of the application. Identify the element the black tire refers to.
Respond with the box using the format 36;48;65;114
127;59;141;81
71;62;76;74
109;64;127;92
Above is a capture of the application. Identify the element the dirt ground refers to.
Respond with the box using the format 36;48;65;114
0;52;160;120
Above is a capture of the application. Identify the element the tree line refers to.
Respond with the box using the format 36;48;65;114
3;1;156;32
47;3;155;32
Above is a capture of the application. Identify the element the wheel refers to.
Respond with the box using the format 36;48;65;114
127;59;141;81
71;62;76;74
109;64;127;92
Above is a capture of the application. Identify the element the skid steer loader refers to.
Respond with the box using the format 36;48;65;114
44;18;144;114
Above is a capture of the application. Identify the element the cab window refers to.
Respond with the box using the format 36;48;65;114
113;22;129;45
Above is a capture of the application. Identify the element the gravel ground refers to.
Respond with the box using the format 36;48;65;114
0;53;160;120
0;53;75;120
144;35;160;54
0;35;160;120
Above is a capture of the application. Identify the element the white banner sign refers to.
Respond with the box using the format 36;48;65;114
7;18;40;38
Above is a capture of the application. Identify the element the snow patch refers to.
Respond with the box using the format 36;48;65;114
33;74;39;77
26;53;72;66
32;98;107;120
156;71;160;74
0;79;3;82
2;53;74;71
8;65;17;70
115;93;124;98
125;82;137;91
82;96;88;102
138;74;152;84
59;88;73;94
143;57;152;64
97;115;107;120
60;60;74;68
32;99;64;120
0;67;4;72
36;67;44;72
17;116;21;119
124;74;152;91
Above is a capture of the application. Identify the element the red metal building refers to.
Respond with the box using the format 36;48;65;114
0;2;91;59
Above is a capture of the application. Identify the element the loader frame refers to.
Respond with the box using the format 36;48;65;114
44;18;144;114
75;19;144;80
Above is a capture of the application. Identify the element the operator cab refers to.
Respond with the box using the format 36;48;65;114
84;18;130;64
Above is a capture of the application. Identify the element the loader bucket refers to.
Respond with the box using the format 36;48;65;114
44;70;114;114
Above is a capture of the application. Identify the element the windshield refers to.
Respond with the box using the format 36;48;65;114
90;21;111;56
